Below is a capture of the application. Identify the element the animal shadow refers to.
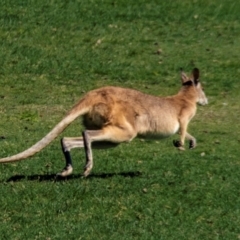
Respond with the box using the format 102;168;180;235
5;171;142;183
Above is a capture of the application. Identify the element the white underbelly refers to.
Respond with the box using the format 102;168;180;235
138;122;180;139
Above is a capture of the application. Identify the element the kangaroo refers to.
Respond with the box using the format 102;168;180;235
0;68;208;177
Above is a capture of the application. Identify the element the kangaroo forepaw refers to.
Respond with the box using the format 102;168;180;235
173;140;185;151
57;164;73;177
189;140;196;149
173;140;181;147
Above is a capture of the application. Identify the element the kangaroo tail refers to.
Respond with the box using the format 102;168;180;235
0;101;89;163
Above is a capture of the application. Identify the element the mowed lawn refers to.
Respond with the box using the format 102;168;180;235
0;0;240;239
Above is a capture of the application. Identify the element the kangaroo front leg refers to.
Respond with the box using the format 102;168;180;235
173;117;189;151
185;132;197;149
173;129;187;151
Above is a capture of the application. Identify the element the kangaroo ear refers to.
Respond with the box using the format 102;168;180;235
180;68;189;83
192;68;200;84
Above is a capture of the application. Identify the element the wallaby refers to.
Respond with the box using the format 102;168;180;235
0;68;208;177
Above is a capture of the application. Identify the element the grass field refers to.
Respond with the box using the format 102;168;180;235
1;0;240;239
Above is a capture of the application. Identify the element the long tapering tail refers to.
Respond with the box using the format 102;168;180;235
0;103;89;163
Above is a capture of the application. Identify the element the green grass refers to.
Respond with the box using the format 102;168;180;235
1;0;240;239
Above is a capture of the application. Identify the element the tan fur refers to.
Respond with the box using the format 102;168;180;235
0;68;208;177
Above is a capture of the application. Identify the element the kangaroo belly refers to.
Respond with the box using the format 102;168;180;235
136;114;180;138
138;124;179;139
138;127;179;139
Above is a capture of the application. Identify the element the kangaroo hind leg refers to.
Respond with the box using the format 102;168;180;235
82;125;136;177
57;137;84;177
57;136;118;177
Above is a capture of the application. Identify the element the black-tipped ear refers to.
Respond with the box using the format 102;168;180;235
192;68;200;84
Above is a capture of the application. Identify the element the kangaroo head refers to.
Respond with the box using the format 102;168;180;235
181;68;208;105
